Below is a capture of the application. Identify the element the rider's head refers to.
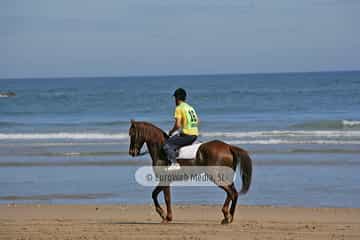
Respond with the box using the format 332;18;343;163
173;88;186;105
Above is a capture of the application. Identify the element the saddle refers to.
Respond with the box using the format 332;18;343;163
176;141;202;160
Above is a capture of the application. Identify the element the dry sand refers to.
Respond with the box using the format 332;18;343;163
1;204;359;240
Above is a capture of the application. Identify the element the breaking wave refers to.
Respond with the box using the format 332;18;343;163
201;130;360;138
202;130;360;145
291;120;360;130
226;139;360;145
343;120;360;127
0;133;128;140
1;130;359;145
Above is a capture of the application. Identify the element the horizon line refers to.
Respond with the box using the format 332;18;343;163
1;69;359;80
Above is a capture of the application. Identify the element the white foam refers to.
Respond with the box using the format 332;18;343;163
0;133;129;140
226;139;360;145
201;130;360;138
1;130;360;145
342;120;360;127
64;152;81;156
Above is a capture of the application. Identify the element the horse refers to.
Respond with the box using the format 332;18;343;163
128;120;252;224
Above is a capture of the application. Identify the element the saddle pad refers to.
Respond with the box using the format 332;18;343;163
177;143;202;159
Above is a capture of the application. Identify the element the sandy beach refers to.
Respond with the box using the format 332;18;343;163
1;204;359;240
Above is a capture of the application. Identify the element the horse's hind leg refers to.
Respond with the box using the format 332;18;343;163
152;185;166;221
229;183;239;222
221;194;231;224
219;185;234;224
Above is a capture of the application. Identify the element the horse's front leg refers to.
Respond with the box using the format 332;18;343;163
163;186;172;223
152;185;166;221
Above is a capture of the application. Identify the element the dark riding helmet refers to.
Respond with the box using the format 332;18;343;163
173;88;186;101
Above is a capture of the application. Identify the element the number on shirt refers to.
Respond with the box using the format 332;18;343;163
188;110;197;122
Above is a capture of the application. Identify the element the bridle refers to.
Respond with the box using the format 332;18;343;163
130;132;149;156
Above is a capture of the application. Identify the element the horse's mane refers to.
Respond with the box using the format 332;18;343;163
132;121;168;143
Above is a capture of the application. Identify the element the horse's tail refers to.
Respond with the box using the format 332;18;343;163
230;146;252;194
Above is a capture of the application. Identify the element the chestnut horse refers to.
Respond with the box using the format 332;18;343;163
128;120;252;224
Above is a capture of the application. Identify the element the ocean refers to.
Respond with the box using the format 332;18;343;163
1;71;360;207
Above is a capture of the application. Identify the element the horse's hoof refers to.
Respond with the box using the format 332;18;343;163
221;218;229;224
161;219;169;224
221;217;232;225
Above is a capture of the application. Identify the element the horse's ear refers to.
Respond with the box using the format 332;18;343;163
130;119;135;125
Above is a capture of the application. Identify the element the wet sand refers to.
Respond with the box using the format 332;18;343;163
1;204;359;240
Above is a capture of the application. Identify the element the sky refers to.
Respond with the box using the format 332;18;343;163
1;0;360;78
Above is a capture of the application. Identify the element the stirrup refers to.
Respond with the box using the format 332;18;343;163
166;163;181;171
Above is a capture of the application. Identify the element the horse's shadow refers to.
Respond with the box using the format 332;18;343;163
101;221;208;225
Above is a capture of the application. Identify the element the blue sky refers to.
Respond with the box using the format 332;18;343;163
1;0;359;78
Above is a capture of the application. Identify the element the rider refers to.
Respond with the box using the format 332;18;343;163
163;88;199;170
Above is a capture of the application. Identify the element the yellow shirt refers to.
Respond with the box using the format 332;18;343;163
174;102;199;136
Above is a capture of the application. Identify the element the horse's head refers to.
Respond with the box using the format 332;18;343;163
128;120;168;157
128;120;145;157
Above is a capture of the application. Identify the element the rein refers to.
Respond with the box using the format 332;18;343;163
139;150;149;156
135;142;149;156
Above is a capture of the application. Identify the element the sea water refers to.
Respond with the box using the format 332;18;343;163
0;71;359;207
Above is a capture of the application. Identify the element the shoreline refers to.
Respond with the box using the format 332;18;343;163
1;204;359;239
